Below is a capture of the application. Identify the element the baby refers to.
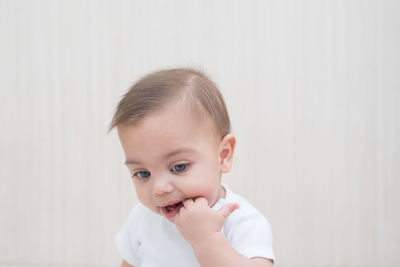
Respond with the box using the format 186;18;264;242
110;68;275;267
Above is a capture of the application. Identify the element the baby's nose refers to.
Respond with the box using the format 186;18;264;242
152;178;174;196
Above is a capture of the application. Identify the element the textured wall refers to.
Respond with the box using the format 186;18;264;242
1;0;399;266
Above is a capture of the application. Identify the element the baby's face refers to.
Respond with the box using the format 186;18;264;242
118;103;226;223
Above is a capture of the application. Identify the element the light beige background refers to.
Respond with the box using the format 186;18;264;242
1;0;399;266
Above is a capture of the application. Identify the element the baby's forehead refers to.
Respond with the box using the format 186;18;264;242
120;103;220;144
145;98;221;135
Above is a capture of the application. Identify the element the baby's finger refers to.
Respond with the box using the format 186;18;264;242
194;197;208;206
218;203;239;219
182;198;194;208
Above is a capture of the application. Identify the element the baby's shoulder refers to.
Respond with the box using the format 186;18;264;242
221;189;273;249
123;203;157;231
222;188;270;227
126;203;148;219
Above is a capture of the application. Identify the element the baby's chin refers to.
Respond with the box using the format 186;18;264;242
166;216;177;224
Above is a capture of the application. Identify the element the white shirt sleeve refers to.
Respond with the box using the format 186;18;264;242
224;209;275;263
115;204;144;266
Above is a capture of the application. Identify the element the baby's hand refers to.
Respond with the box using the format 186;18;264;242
175;197;239;246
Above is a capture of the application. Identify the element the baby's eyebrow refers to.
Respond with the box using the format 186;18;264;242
164;147;196;158
124;148;195;165
124;159;141;165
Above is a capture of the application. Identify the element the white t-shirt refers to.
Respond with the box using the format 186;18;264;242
115;185;275;266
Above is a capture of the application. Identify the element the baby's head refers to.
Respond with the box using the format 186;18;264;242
110;68;236;223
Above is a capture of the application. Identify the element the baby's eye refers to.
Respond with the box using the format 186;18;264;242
133;170;151;179
171;163;189;173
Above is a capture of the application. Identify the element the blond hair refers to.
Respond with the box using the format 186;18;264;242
109;68;231;138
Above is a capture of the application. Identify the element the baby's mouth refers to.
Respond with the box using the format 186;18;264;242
161;201;184;218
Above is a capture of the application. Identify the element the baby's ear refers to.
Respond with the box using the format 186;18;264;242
219;133;236;173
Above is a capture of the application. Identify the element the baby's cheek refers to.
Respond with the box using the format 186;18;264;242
194;182;220;205
136;188;157;211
